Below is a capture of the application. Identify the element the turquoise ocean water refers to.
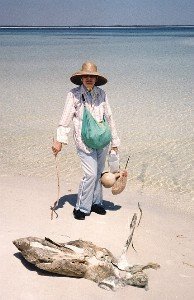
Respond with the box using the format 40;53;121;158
0;27;193;206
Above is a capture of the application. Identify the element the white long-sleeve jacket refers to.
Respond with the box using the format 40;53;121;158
57;84;120;153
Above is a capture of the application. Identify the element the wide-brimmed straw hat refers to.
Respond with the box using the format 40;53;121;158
70;61;107;86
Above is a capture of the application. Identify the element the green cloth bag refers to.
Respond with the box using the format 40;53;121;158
81;106;112;150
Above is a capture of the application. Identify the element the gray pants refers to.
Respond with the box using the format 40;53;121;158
76;147;109;214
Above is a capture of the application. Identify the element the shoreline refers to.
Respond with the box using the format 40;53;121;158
1;173;193;218
1;175;193;299
1;25;194;29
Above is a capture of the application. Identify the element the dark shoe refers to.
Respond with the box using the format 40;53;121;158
73;209;85;220
91;204;106;215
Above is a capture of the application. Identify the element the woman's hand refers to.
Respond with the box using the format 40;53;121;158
52;140;62;156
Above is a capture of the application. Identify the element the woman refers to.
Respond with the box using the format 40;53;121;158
52;61;120;220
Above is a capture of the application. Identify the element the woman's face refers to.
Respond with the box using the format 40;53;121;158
82;75;97;91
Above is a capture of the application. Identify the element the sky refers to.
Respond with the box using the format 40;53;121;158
0;0;193;26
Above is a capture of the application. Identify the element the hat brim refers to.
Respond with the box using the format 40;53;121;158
70;71;107;86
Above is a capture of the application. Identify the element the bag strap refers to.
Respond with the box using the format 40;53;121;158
82;94;86;107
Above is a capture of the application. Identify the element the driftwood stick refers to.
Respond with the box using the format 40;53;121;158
116;213;138;270
137;202;143;227
124;155;130;170
132;242;137;252
121;213;137;255
130;203;143;251
50;155;60;220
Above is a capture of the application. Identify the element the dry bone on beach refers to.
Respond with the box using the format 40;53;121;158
13;213;160;291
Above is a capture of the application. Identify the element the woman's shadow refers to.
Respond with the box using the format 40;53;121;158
55;193;121;212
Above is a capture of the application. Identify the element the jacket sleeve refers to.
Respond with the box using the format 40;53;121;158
104;93;120;148
56;91;76;144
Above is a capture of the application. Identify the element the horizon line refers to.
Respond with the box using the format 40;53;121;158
1;24;194;28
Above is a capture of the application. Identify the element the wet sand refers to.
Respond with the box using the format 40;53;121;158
0;175;193;300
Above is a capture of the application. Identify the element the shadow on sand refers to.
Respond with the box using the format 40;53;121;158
55;193;122;212
13;253;65;277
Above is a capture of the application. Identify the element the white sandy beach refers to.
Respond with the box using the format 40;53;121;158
0;25;193;300
0;175;193;300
